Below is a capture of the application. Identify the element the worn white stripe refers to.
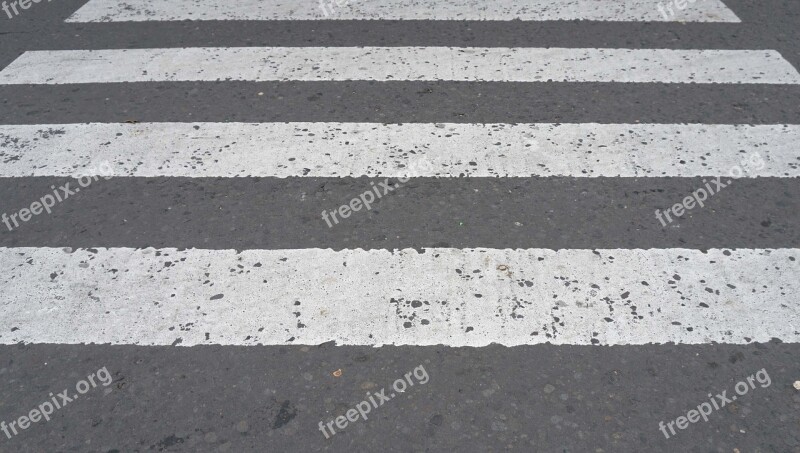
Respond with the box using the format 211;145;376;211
2;48;797;85
0;247;797;346
1;123;797;178
66;0;742;22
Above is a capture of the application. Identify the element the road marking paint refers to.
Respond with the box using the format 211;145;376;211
0;122;796;178
66;0;741;22
1;247;796;346
2;48;797;84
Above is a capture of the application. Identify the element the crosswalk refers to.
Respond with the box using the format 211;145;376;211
0;0;798;368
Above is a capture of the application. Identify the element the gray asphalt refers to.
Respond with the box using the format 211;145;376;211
0;177;798;250
2;343;800;452
2;82;800;124
1;0;799;451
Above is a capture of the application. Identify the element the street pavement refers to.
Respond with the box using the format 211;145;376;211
0;0;799;451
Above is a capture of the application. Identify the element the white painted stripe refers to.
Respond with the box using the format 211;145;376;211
1;123;797;178
0;247;796;346
66;0;742;22
2;48;797;85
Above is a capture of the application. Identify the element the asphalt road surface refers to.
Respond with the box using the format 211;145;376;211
0;0;799;451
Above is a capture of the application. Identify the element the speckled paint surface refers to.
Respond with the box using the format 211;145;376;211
1;247;797;346
0;122;797;178
3;48;799;84
66;0;742;22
